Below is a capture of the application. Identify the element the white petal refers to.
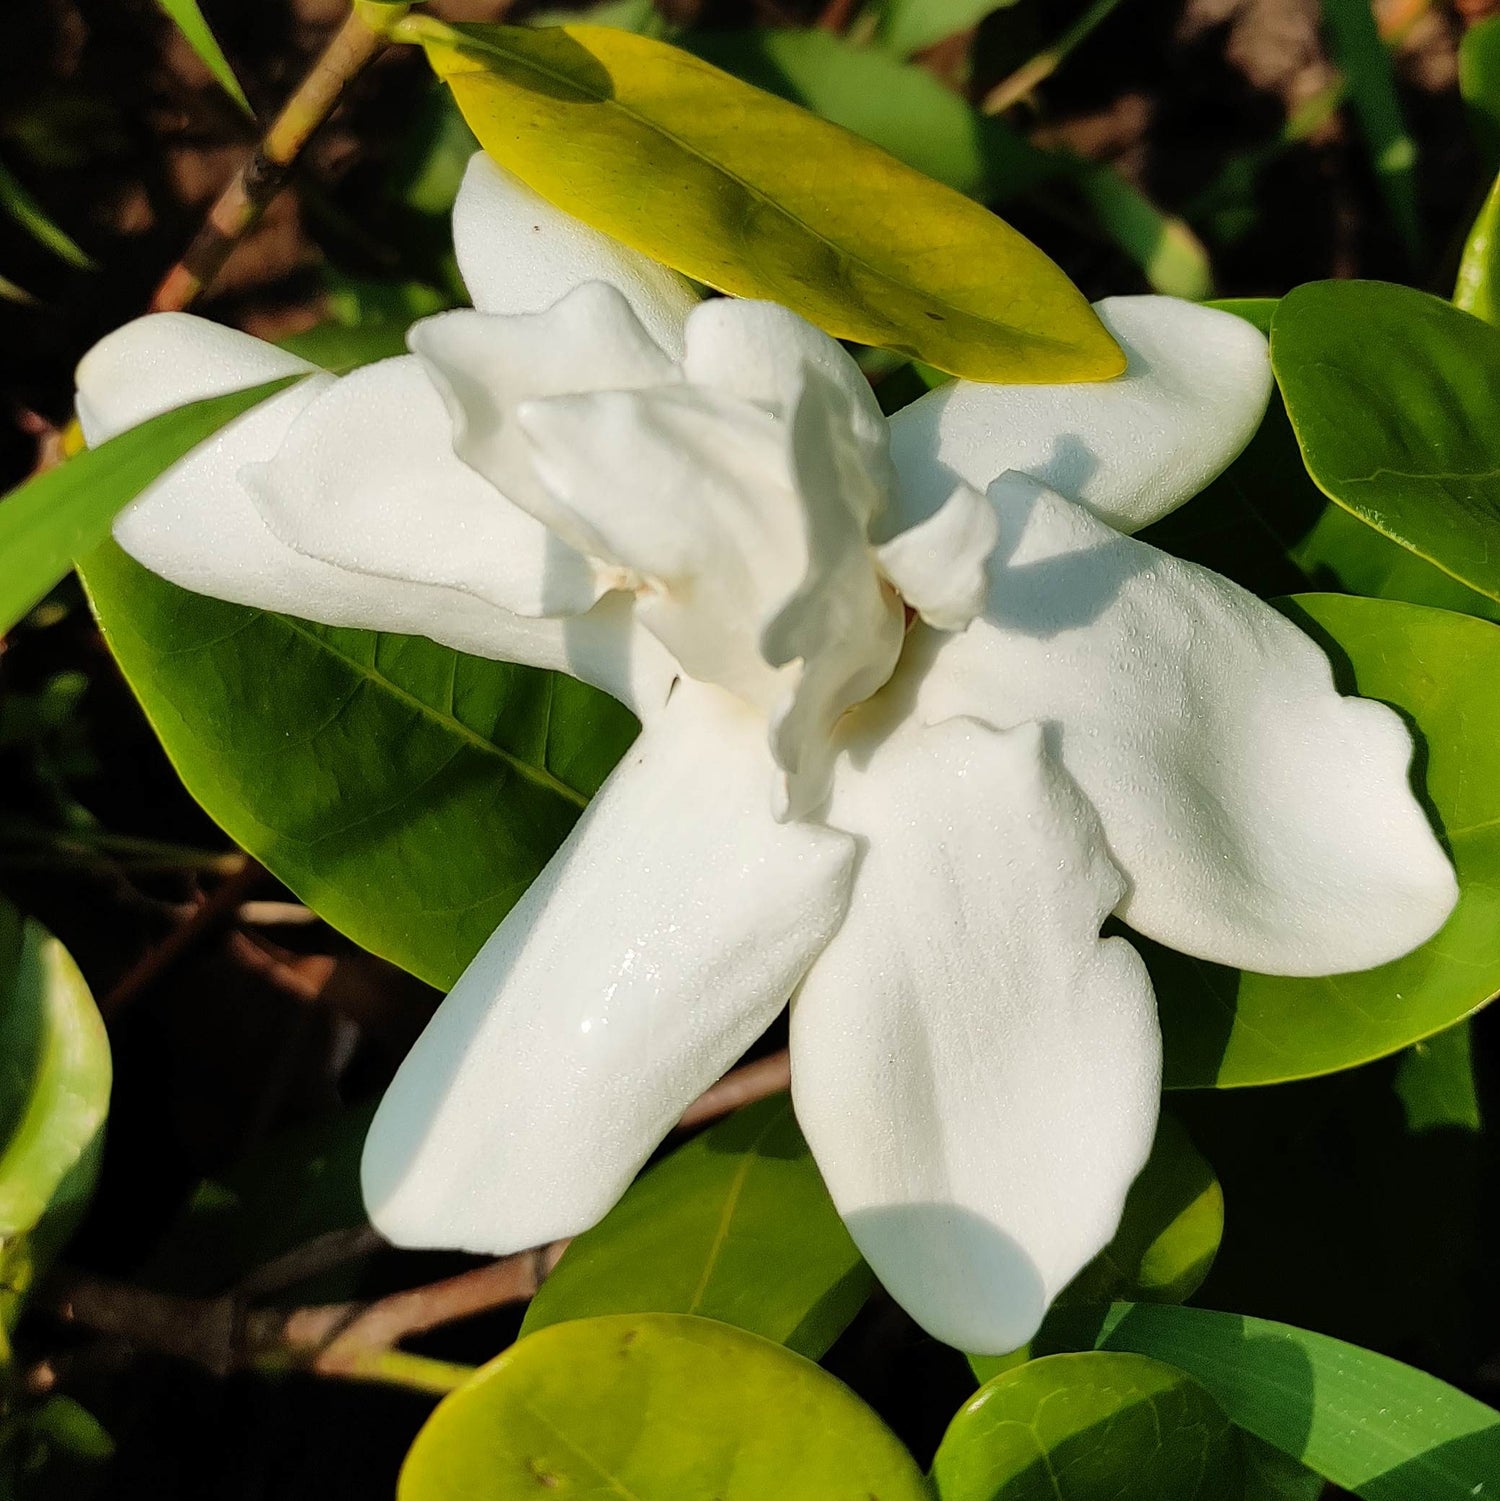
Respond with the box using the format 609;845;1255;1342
75;311;317;445
78;314;676;715
248;354;603;619
361;679;856;1254
792;714;1160;1355
452;153;699;355
911;475;1458;975
875;483;999;632
519;377;903;814
409;282;679;535
886;296;1272;537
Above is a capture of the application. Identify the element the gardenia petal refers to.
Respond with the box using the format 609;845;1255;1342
75;314;677;716
361;678;856;1255
791;713;1160;1355
885;296;1272;537
518;376;904;816
247;354;604;619
874;482;999;632
452;152;699;355
409;282;680;535
910;475;1458;976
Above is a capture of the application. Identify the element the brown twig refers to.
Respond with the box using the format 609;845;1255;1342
149;5;401;313
677;1049;790;1130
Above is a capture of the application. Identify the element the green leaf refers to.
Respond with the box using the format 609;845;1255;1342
686;28;1058;202
1454;168;1500;327
1056;1114;1222;1311
1073;164;1213;301
1060;1303;1500;1500
1155;593;1500;1087
1459;14;1500;169
1393;1022;1482;1134
0;157;95;271
1320;0;1421;256
398;1314;930;1501
522;1097;872;1358
81;543;638;990
1270;280;1500;605
933;1352;1241;1500
155;0;252;115
876;0;1019;59
0;377;295;635
413;19;1123;381
0;900;111;1343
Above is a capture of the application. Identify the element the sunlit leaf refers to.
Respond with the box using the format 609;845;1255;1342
81;544;638;990
523;1097;871;1358
1271;281;1500;604
0;377;295;635
934;1353;1241;1500
1154;594;1500;1087
1454;168;1500;327
399;1315;930;1501
414;19;1123;381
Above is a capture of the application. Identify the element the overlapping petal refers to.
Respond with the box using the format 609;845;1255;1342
77;313;677;715
361;679;856;1255
791;714;1160;1355
452;153;699;353
886;296;1272;536
909;474;1458;976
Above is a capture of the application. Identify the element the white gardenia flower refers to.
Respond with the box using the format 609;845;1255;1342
75;154;1458;1355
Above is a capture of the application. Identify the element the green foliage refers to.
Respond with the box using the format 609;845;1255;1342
0;158;94;271
1460;14;1500;169
1154;594;1500;1087
0;899;110;1346
154;0;252;114
0;378;296;636
398;1314;931;1500
1392;1023;1482;1135
875;0;1019;60
1454;170;1500;326
415;19;1124;381
932;1353;1241;1500
81;543;638;991
1271;281;1500;605
1059;1303;1500;1499
523;1097;872;1358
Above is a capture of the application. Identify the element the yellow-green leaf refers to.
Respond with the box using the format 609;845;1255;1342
413;19;1123;382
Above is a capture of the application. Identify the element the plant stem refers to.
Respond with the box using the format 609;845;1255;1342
982;0;1127;115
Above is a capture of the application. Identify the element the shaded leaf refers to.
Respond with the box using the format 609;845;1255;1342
1393;1023;1482;1135
876;0;1019;60
1453;168;1500;327
1155;594;1500;1087
0;157;94;271
522;1097;872;1358
1460;14;1500;169
81;544;638;990
415;19;1123;380
155;0;252;114
399;1314;930;1500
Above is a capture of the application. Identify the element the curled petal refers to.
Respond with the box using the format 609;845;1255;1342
409;282;679;534
792;715;1160;1355
875;483;999;632
886;296;1271;536
76;313;676;716
911;476;1459;975
452;153;699;354
248;354;603;619
361;679;856;1255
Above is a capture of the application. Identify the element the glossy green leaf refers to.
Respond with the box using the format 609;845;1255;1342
1454;168;1500;327
1057;1114;1222;1310
0;377;295;635
1155;594;1500;1087
1460;14;1500;168
81;542;638;990
155;0;252;114
523;1096;871;1357
414;19;1123;381
876;0;1019;59
1393;1023;1482;1134
1060;1303;1500;1500
399;1314;931;1501
1271;281;1500;604
0;157;94;270
933;1352;1241;1500
1321;0;1421;256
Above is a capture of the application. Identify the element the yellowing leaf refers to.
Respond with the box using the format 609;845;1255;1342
416;20;1123;382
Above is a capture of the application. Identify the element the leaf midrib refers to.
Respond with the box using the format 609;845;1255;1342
277;616;590;810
